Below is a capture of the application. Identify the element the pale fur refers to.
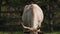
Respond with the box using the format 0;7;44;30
22;4;44;34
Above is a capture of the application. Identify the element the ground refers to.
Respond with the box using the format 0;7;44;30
0;31;60;34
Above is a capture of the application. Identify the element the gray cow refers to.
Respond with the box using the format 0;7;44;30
21;4;44;34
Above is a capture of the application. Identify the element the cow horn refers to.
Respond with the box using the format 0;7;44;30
21;23;31;30
21;23;37;31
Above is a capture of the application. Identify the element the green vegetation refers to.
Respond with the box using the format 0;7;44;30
45;31;60;34
0;31;60;34
0;32;22;34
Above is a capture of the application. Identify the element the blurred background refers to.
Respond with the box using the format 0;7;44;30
0;0;60;34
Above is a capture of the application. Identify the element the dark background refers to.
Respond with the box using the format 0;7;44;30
0;0;60;32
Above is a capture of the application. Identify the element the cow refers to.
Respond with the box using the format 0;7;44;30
21;4;44;34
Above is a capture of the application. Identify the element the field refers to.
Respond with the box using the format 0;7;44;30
44;31;60;34
0;31;60;34
0;31;22;34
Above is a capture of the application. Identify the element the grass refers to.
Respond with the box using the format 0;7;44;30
0;31;60;34
0;31;23;34
44;31;60;34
